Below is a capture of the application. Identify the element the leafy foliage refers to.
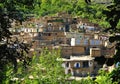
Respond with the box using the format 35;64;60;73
2;49;69;84
103;0;120;63
33;0;112;28
101;0;120;83
28;49;67;83
0;0;36;83
109;67;120;83
95;70;113;84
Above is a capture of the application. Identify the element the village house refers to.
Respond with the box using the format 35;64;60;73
60;56;95;77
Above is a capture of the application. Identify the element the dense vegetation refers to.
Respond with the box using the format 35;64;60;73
0;0;36;83
2;49;67;84
33;0;112;28
103;0;120;83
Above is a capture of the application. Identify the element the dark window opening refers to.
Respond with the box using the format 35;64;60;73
83;61;89;68
48;33;51;36
66;62;69;67
65;24;70;32
68;69;71;74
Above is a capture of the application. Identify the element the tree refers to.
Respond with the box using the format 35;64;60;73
3;49;69;84
0;0;37;83
84;0;120;83
27;49;67;84
102;0;120;83
103;0;120;63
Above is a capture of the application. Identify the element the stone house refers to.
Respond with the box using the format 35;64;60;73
61;56;95;77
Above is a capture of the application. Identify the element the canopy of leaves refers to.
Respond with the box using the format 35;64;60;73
2;49;69;84
0;0;37;83
101;0;120;83
102;0;120;63
33;0;113;28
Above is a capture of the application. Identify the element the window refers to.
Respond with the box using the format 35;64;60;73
48;33;51;36
68;69;71;74
74;62;80;68
48;23;52;26
89;61;93;67
66;62;70;68
83;61;89;68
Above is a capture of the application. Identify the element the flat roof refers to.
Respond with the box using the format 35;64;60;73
57;55;94;61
